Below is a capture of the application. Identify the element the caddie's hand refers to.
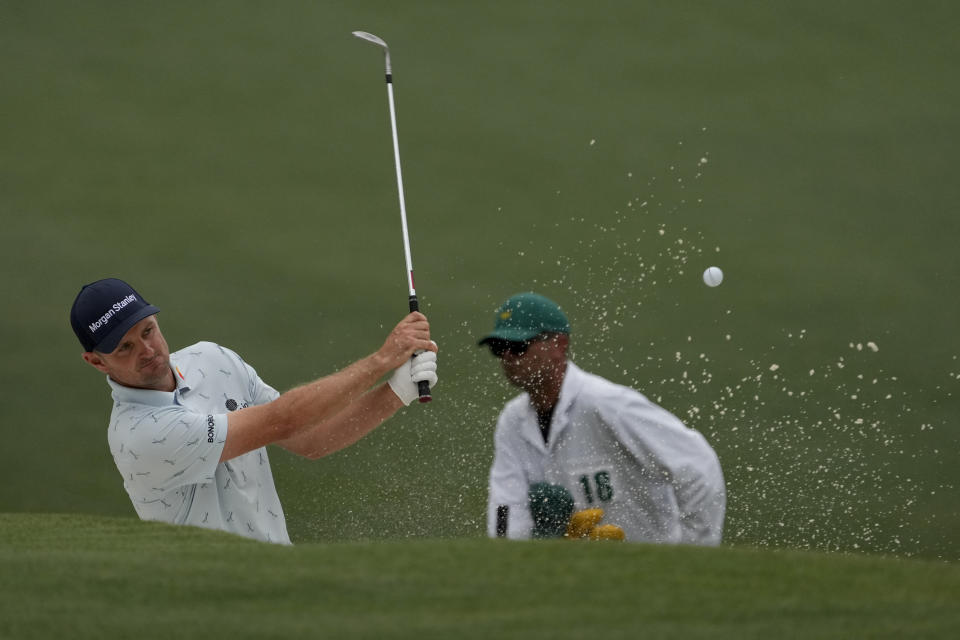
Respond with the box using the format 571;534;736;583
379;312;435;371
388;343;439;406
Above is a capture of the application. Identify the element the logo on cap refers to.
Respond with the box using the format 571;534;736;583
88;294;139;334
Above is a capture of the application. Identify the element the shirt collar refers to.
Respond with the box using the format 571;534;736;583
169;351;194;395
552;360;584;421
107;373;177;407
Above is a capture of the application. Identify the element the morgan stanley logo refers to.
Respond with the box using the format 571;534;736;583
88;294;138;334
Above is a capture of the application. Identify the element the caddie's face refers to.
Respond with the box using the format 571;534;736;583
82;315;174;392
499;333;568;391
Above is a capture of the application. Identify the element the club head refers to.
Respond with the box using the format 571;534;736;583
352;31;388;50
353;30;392;75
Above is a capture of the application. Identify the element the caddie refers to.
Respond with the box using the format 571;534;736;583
479;292;725;544
71;278;438;544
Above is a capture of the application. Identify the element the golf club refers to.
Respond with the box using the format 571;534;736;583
353;30;431;403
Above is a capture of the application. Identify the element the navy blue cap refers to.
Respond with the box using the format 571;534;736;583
70;279;160;353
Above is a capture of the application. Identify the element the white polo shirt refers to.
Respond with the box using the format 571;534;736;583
487;362;726;544
106;341;290;544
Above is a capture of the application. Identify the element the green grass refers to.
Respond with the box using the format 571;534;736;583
1;514;958;639
1;0;958;567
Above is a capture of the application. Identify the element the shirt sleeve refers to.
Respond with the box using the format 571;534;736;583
222;345;280;406
249;368;280;406
114;405;227;493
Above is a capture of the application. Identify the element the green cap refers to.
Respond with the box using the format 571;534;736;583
478;292;571;345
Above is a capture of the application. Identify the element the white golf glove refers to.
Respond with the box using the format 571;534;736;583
388;346;438;406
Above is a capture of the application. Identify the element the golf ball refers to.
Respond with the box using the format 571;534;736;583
703;266;723;287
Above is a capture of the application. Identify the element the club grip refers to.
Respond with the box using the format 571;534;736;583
408;294;432;403
417;379;432;403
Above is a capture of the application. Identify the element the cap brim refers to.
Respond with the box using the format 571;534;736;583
477;327;543;346
93;305;160;353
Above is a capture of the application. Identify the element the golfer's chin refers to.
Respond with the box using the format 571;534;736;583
136;358;173;390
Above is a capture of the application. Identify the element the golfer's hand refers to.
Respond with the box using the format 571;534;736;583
388;346;438;406
378;312;435;371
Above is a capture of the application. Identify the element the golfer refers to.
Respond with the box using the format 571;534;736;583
479;292;725;544
71;278;438;544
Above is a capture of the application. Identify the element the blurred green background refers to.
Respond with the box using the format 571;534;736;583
2;1;957;559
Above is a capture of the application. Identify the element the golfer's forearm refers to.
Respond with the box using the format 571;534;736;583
277;383;403;459
278;310;430;427
281;353;390;427
221;352;391;462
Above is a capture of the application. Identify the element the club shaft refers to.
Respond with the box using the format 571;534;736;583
356;31;431;403
385;68;431;402
385;78;417;300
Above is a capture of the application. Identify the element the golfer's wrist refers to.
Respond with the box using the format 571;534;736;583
382;381;406;409
368;351;395;378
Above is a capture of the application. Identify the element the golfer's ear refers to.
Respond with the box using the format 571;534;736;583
83;351;109;374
